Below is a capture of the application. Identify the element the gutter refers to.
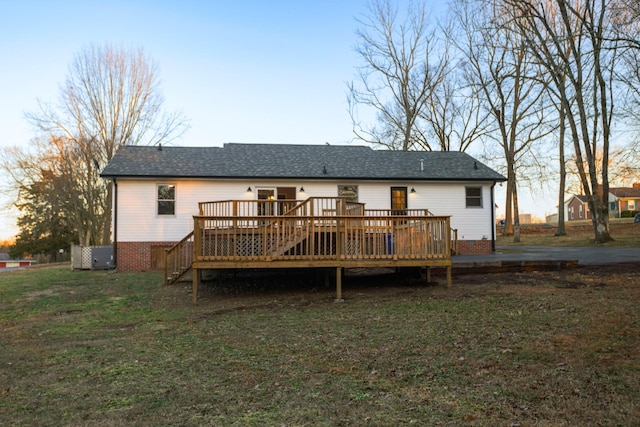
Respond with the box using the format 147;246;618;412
100;174;507;182
113;178;118;269
491;182;496;252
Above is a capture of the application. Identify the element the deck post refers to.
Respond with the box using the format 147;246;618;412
446;265;451;288
164;248;169;286
192;267;200;305
425;266;431;283
335;266;344;302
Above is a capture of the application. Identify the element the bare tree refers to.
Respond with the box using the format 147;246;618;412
554;100;569;235
516;1;574;236
566;147;640;193
348;0;447;151
507;0;626;243
618;46;640;160
453;0;552;242
420;19;492;151
26;44;189;244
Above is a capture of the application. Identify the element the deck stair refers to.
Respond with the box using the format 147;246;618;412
269;199;313;256
164;231;194;285
269;222;310;256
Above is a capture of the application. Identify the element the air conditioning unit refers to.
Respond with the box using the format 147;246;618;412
90;246;114;270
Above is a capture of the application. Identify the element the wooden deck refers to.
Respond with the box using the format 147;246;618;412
165;197;454;304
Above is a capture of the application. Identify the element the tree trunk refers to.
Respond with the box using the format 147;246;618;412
589;195;613;243
555;105;567;236
502;164;515;236
512;181;521;243
102;181;113;245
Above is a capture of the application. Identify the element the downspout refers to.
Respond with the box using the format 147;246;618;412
491;182;496;252
113;178;118;269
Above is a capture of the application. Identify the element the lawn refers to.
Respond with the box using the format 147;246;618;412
497;220;640;247
1;263;638;426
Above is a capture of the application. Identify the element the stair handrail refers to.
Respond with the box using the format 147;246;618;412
164;230;194;285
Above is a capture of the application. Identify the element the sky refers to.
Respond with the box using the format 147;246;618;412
0;0;551;241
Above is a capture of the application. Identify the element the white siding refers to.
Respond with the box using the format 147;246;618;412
116;178;496;242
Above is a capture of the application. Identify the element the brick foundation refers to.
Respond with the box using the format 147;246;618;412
116;241;175;271
456;239;493;255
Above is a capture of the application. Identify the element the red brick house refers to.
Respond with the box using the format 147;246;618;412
567;195;590;221
567;184;640;221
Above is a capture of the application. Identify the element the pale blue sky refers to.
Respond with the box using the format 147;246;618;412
0;0;378;149
1;1;538;243
3;0;416;239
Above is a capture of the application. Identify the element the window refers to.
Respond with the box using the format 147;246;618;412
629;200;636;211
610;202;617;211
465;187;483;208
157;184;175;215
257;188;275;216
338;185;358;202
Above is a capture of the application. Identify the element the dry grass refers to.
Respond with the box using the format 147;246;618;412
1;263;639;426
497;221;640;247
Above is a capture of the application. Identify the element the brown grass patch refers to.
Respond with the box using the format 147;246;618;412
1;264;639;426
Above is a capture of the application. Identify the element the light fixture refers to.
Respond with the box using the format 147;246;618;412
300;186;305;192
247;187;252;192
411;187;416;193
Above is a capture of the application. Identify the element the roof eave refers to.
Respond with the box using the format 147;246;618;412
101;173;507;182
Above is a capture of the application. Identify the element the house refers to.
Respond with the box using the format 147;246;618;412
101;143;506;300
0;253;35;269
609;184;640;218
567;195;591;221
566;184;640;221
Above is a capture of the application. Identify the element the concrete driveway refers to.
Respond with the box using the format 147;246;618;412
454;246;640;266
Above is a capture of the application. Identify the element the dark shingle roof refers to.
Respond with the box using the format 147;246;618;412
101;143;506;182
609;187;640;198
572;195;589;203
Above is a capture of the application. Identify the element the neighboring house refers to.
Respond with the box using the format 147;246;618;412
566;184;640;221
101;143;507;272
0;253;35;269
609;184;640;218
567;195;590;221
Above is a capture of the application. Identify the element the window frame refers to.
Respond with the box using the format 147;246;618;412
390;186;408;215
465;186;483;208
157;183;176;216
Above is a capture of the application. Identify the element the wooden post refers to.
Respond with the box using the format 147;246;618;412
335;266;344;302
164;248;169;286
446;265;451;288
192;267;200;305
425;266;431;284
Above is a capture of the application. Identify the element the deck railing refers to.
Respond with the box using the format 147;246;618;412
164;231;194;285
199;199;436;218
198;199;301;217
192;214;451;262
450;228;459;255
199;197;366;218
